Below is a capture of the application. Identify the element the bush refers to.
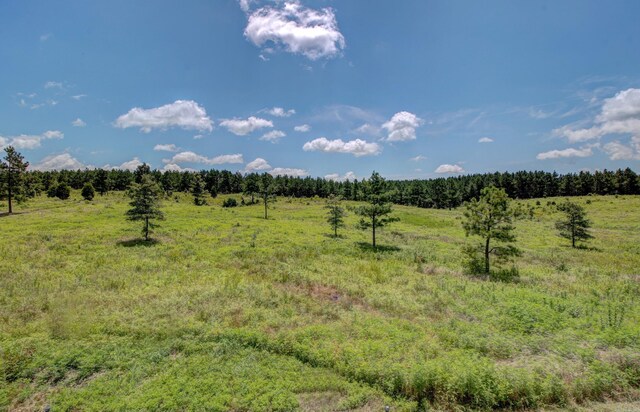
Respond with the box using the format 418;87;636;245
222;198;238;208
47;184;58;198
81;183;95;201
55;184;71;200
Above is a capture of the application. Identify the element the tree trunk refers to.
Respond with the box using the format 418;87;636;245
334;222;337;237
372;219;376;248
7;171;12;214
144;216;149;241
264;197;268;219
484;236;491;273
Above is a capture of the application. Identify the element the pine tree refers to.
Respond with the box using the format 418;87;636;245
192;175;207;206
243;173;260;204
93;169;109;195
126;174;164;241
325;194;346;237
81;182;95;201
0;146;29;214
258;173;276;219
353;172;399;248
555;200;593;248
462;186;520;274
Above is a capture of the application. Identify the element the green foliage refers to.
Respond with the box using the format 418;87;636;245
353;171;399;247
462;186;521;274
0;146;29;213
258;173;276;219
243;173;260;204
325;194;346;237
191;175;207;206
556;200;593;248
81;182;95;201
222;197;238;208
55;183;71;200
93;168;109;195
126;174;164;241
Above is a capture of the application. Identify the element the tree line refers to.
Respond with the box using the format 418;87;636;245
2;146;639;213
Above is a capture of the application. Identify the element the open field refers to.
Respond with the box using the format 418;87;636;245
1;193;639;411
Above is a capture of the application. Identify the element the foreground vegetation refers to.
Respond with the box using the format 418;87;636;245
1;192;639;411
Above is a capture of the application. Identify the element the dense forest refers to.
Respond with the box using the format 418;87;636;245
11;166;640;209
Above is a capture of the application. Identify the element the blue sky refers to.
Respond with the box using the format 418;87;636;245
1;0;640;180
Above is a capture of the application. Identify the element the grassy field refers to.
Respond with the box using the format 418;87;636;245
1;193;639;411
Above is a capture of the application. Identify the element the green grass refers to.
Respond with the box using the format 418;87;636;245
1;193;639;411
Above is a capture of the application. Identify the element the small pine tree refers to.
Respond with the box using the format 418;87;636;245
192;175;207;206
325;194;346;237
0;146;29;214
81;182;95;201
555;200;593;248
55;184;71;200
126;174;164;241
462;186;520;274
353;172;399;248
258;173;276;219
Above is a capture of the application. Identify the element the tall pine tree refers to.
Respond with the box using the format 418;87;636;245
0;146;29;214
462;186;520;274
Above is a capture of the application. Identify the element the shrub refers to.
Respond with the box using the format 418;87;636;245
55;184;71;200
222;198;238;208
81;183;95;201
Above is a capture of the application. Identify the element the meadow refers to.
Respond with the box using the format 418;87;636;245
1;193;639;411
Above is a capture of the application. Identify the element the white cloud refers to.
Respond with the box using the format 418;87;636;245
325;171;356;182
536;146;595;160
118;158;145;171
166;151;244;165
193;134;204;139
602;136;640;160
40;33;52;41
302;137;381;157
244;1;345;60
162;163;196;172
238;0;254;13
260;130;286;142
71;94;87;100
410;155;426;161
72;118;86;127
244;157;272;172
382;111;424;142
355;123;380;136
34;153;86;171
265;107;295;117
44;81;63;89
219;116;273;136
153;144;179;152
435;164;465;174
554;88;640;143
269;167;308;177
115;100;213;133
294;124;311;132
0;130;63;150
478;137;494;143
